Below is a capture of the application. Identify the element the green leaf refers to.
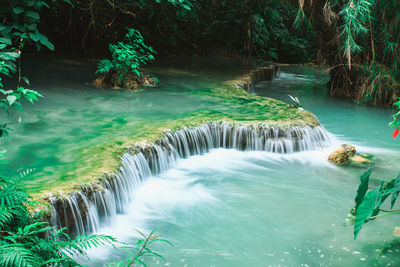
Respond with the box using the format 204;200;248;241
0;38;11;45
136;258;146;266
40;38;54;51
6;95;17;106
391;172;400;208
13;102;23;112
372;182;389;217
29;33;54;51
25;11;40;21
12;7;24;15
0;52;20;60
354;189;379;239
23;77;30;85
29;33;40;42
149;238;173;246
355;168;372;210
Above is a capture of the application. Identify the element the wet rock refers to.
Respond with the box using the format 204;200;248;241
234;65;278;92
328;147;349;164
93;71;157;89
343;144;356;157
328;144;374;166
135;140;150;150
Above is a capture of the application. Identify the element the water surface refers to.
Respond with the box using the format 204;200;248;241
82;65;400;266
2;60;399;266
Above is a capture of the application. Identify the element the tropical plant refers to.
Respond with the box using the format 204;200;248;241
96;28;156;82
295;0;400;106
0;154;117;266
34;0;317;63
288;95;303;108
0;0;58;136
352;168;400;240
251;0;317;62
109;229;172;267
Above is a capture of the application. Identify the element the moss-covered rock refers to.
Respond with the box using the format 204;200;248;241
328;147;349;164
93;71;157;89
33;64;320;206
349;153;375;167
328;144;374;167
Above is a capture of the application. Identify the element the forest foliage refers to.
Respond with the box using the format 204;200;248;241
2;0;399;105
33;0;316;62
1;0;400;265
296;0;400;105
96;28;156;81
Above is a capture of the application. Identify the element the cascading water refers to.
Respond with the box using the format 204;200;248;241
49;121;331;236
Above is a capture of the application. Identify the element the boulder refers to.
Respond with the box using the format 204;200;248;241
328;147;349;164
328;144;374;167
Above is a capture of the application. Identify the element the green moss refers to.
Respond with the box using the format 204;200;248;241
30;66;319;202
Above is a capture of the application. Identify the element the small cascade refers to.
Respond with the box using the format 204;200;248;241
235;65;279;92
49;121;330;237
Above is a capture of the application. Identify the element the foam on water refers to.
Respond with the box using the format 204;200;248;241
81;136;400;266
49;121;332;237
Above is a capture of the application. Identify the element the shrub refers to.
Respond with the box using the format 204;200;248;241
96;28;156;84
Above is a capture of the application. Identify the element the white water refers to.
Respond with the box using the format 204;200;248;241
50;122;331;236
76;66;400;266
79;130;400;266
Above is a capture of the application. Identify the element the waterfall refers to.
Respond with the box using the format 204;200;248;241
49;121;330;237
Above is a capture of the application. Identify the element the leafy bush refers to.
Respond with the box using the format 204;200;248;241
0;155;117;266
353;168;400;239
97;29;156;82
297;0;400;105
252;1;317;62
0;0;57;136
0;37;43;136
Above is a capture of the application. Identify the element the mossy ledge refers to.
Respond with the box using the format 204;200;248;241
231;64;279;92
36;64;328;234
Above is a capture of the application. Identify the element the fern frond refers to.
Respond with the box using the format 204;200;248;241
62;234;118;257
0;243;41;267
0;186;30;207
18;222;52;237
96;59;114;74
0;205;22;228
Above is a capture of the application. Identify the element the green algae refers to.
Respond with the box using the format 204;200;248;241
1;58;318;201
32;92;316;202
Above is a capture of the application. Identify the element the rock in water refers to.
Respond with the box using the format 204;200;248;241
93;71;157;89
328;144;373;166
342;144;356;157
328;144;355;164
328;147;349;164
